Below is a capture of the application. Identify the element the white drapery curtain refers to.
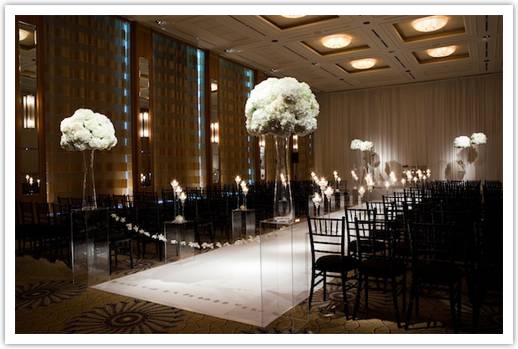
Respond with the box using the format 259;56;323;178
314;73;502;186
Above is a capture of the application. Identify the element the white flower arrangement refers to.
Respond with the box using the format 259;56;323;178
60;108;117;151
350;139;363;150
350;139;374;152
471;132;487;145
359;141;374;152
245;77;319;137
454;136;471;148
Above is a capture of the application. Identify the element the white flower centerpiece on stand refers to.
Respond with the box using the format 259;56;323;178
453;132;487;179
350;138;375;191
60;108;117;210
245;77;319;223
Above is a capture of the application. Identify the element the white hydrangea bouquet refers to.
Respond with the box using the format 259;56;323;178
453;136;471;149
454;132;487;148
453;132;487;179
245;77;319;137
350;139;374;152
245;77;319;222
60;108;118;209
60;108;117;151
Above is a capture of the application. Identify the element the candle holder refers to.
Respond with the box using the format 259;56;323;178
22;175;40;195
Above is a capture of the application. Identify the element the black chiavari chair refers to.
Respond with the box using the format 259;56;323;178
307;216;358;318
352;218;407;327
406;222;463;332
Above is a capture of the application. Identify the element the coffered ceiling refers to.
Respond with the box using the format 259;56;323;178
126;15;502;92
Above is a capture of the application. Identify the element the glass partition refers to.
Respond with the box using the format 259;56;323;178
259;219;309;330
71;208;110;286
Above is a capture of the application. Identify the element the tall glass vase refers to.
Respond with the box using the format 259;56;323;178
273;136;294;223
82;149;97;210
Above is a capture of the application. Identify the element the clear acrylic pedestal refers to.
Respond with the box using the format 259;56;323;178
231;208;256;241
71;208;110;286
163;220;196;262
259;218;309;332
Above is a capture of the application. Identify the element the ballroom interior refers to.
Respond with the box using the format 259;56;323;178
14;14;503;335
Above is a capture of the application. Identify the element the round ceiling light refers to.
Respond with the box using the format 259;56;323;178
350;58;377;70
321;34;352;49
426;45;456;58
411;16;449;32
281;15;306;18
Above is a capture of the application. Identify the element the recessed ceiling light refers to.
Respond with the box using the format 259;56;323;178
426;45;456;58
19;28;29;41
321;34;352;49
411;16;449;32
281;15;306;18
350;58;377;70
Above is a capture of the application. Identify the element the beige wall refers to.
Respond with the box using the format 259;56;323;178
314;73;502;186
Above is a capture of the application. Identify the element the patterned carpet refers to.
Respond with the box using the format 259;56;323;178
15;255;502;334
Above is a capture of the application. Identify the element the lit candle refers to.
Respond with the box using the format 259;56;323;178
235;175;241;186
36;179;41;187
358;186;365;205
324;186;334;200
312;192;322;209
29;177;33;185
170;179;179;190
389;171;397;183
25;174;30;183
280;173;287;187
179;191;187;203
384;180;390;190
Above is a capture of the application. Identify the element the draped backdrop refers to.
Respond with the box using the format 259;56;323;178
314;73;502;186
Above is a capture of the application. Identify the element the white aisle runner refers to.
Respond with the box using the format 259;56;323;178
93;212;346;327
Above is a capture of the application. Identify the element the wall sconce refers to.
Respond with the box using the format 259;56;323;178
210;122;219;144
292;135;299;152
22;94;36;129
139;110;149;138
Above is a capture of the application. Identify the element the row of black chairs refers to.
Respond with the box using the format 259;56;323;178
307;180;502;332
15;180;319;270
